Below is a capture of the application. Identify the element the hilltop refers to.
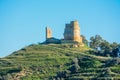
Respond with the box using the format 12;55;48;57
0;44;120;80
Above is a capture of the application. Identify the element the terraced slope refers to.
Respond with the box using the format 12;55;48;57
0;44;120;80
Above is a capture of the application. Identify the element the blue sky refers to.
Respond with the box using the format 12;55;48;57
0;0;120;57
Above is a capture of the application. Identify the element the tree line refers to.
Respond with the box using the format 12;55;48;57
81;35;120;57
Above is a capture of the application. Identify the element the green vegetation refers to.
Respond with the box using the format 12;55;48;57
89;35;120;57
0;43;120;80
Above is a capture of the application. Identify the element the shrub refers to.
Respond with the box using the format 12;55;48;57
78;57;101;69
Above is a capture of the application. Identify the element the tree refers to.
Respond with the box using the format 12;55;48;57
112;48;119;57
100;40;112;56
90;35;103;51
81;35;88;46
110;42;119;49
89;35;120;57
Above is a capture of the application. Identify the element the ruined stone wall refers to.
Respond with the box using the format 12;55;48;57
46;27;52;39
64;24;73;40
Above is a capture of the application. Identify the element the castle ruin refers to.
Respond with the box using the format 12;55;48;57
45;20;82;44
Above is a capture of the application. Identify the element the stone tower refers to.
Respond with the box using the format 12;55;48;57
64;21;82;43
46;27;52;39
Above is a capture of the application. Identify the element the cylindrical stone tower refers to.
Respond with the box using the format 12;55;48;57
64;20;82;43
71;21;81;42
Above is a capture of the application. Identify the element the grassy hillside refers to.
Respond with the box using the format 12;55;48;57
0;44;120;80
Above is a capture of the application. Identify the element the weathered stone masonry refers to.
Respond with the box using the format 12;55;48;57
45;20;82;44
